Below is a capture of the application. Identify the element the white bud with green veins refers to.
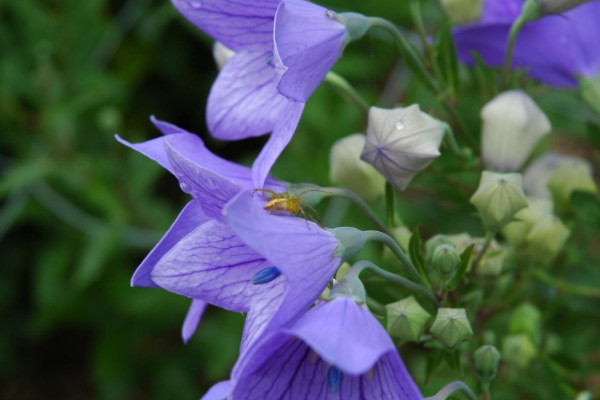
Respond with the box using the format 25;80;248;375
526;215;570;262
430;308;473;349
502;334;537;368
502;197;553;247
470;171;528;230
431;244;461;280
385;296;431;342
329;134;385;201
425;234;453;264
547;158;597;212
474;345;501;383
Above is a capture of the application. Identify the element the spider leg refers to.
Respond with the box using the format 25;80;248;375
253;189;279;199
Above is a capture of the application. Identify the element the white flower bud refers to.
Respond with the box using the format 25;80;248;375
522;153;588;198
502;196;553;247
439;0;482;24
535;0;594;14
330;134;385;201
470;171;528;230
361;105;445;191
547;158;597;212
526;215;570;262
480;90;551;171
212;42;235;70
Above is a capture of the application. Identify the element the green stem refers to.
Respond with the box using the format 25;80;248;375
364;230;425;286
440;121;473;160
425;381;479;400
350;261;438;307
534;270;600;299
366;296;386;314
385;182;395;231
324;71;369;113
409;0;435;67
319;187;388;233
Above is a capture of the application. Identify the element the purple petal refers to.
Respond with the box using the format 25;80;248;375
150;219;279;312
481;0;523;22
207;48;292;141
116;134;174;174
252;101;304;188
131;200;208;287
200;380;232;400
224;191;341;347
170;0;278;52
273;0;346;102
181;299;208;343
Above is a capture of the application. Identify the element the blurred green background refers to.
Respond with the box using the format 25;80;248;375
1;0;599;399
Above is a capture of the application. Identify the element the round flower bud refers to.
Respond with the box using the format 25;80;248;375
439;0;482;24
526;215;570;262
470;171;529;230
474;345;501;383
476;242;506;277
522;153;588;198
509;303;542;344
425;234;453;264
330;134;385;201
480;90;551;172
361;105;445;191
385;296;431;342
430;308;473;349
432;244;461;280
212;42;235;70
502;197;553;247
547;158;597;212
534;0;594;14
502;334;537;368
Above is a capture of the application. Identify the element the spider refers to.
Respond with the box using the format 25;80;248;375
252;189;321;226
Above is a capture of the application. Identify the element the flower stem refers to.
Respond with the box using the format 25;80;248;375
534;270;600;299
363;230;425;285
350;260;438;307
324;71;369;113
319;187;388;233
425;381;479;400
385;182;395;231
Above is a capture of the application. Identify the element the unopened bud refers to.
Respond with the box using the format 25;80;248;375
386;296;431;342
430;308;473;349
439;0;482;24
480;90;551;172
335;12;371;45
547;158;597;212
331;227;366;261
432;244;461;280
526;215;570;262
523;153;586;198
502;334;537;368
361;105;445;191
330;134;385;201
580;73;600;115
470;171;528;230
474;345;501;383
212;42;235;70
502;197;553;247
425;234;453;264
510;303;542;344
477;243;505;277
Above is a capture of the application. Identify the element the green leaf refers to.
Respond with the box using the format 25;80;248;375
571;191;600;226
409;226;426;279
443;348;462;371
434;17;460;97
425;348;445;384
447;244;474;291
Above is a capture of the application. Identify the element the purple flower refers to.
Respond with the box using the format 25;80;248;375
117;118;341;349
206;296;423;399
170;0;349;187
453;0;600;87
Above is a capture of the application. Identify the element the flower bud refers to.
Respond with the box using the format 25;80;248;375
470;171;528;230
477;243;505;277
385;296;431;342
502;197;553;247
361;105;445;191
522;153;585;198
330;134;385;201
425;234;453;264
502;334;537;368
580;73;600;115
432;244;461;280
335;12;371;45
534;0;594;14
526;215;570;262
430;308;473;349
473;345;501;383
509;303;542;344
547;158;597;212
439;0;482;24
480;90;551;172
212;42;235;70
331;227;366;260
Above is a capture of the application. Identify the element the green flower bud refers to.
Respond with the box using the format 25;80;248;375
430;308;473;349
509;303;542;344
502;197;553;247
473;345;501;383
470;171;528;230
480;90;551;172
526;215;570;262
335;12;371;45
547;158;597;212
502;334;537;368
432;244;461;280
477;244;505;277
439;0;482;24
386;296;431;342
330;134;385;201
425;234;453;264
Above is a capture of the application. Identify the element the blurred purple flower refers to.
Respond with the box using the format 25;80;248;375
171;0;348;187
453;0;600;87
117;118;341;348
204;296;423;399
